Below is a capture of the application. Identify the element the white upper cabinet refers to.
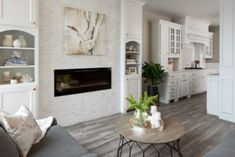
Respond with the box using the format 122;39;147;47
126;0;143;38
169;25;182;58
151;20;182;71
0;0;37;27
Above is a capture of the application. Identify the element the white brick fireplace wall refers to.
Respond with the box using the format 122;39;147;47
39;0;121;126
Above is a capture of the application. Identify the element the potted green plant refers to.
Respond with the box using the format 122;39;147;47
142;62;165;104
126;92;157;127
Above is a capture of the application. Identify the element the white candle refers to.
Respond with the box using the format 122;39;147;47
151;105;157;113
156;112;161;120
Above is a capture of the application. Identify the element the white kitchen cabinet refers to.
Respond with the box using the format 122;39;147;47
151;20;182;71
125;0;143;38
0;83;37;117
177;72;190;98
207;75;220;116
0;0;37;27
159;72;178;104
169;26;182;58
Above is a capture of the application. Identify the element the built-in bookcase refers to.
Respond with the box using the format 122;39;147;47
0;28;37;85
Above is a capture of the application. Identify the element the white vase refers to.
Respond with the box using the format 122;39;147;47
19;35;27;47
2;35;13;47
13;39;22;48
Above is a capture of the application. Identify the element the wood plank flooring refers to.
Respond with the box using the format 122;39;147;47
66;93;235;157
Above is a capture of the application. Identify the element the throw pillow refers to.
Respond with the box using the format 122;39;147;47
2;105;42;157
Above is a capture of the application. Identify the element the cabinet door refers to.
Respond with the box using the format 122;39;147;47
160;23;169;55
126;1;142;38
169;26;181;58
169;27;176;56
178;79;189;97
178;80;183;97
0;86;36;117
182;79;189;96
126;77;141;100
0;0;37;27
207;78;220;116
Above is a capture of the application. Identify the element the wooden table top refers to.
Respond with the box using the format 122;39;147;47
115;115;185;144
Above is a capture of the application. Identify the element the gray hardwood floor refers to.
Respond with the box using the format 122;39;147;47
66;93;235;157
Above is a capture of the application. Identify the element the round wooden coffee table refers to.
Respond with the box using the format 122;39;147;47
115;115;185;157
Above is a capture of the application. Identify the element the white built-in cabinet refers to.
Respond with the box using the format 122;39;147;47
125;0;142;38
0;83;36;115
177;72;190;98
0;0;37;27
120;0;145;113
160;69;218;104
169;26;182;58
159;72;178;104
0;1;38;117
151;20;183;71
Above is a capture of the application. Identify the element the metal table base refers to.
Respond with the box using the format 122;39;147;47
117;135;183;157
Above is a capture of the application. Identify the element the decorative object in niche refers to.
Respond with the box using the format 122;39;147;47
3;71;11;83
64;7;105;55
2;34;13;47
127;67;137;75
4;51;27;66
21;73;33;83
13;39;22;48
19;35;27;47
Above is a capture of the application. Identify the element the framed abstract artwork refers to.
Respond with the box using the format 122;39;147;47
64;7;105;55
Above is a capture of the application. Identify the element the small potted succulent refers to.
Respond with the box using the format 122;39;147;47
10;75;18;84
126;92;157;128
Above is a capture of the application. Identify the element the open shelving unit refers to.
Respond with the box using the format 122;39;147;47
0;29;37;85
125;40;142;76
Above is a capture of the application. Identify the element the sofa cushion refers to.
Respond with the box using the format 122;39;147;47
28;125;95;157
0;127;19;157
3;105;42;157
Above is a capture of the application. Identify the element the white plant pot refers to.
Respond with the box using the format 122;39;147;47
10;79;17;84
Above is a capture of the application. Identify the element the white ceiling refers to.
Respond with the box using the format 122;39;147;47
143;0;220;26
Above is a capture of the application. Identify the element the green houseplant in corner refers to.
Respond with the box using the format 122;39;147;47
126;92;157;128
142;62;165;105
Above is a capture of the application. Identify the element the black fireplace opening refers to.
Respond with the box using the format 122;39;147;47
54;68;111;97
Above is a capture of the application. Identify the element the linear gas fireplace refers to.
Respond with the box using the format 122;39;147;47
54;68;111;97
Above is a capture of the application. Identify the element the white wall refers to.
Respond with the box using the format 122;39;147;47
39;0;120;126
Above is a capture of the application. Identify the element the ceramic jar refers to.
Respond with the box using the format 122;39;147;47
2;35;13;47
3;71;11;83
19;35;27;47
13;39;22;48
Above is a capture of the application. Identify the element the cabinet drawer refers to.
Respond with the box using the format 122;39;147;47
169;93;177;100
168;74;177;79
168;86;177;92
168;80;177;86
